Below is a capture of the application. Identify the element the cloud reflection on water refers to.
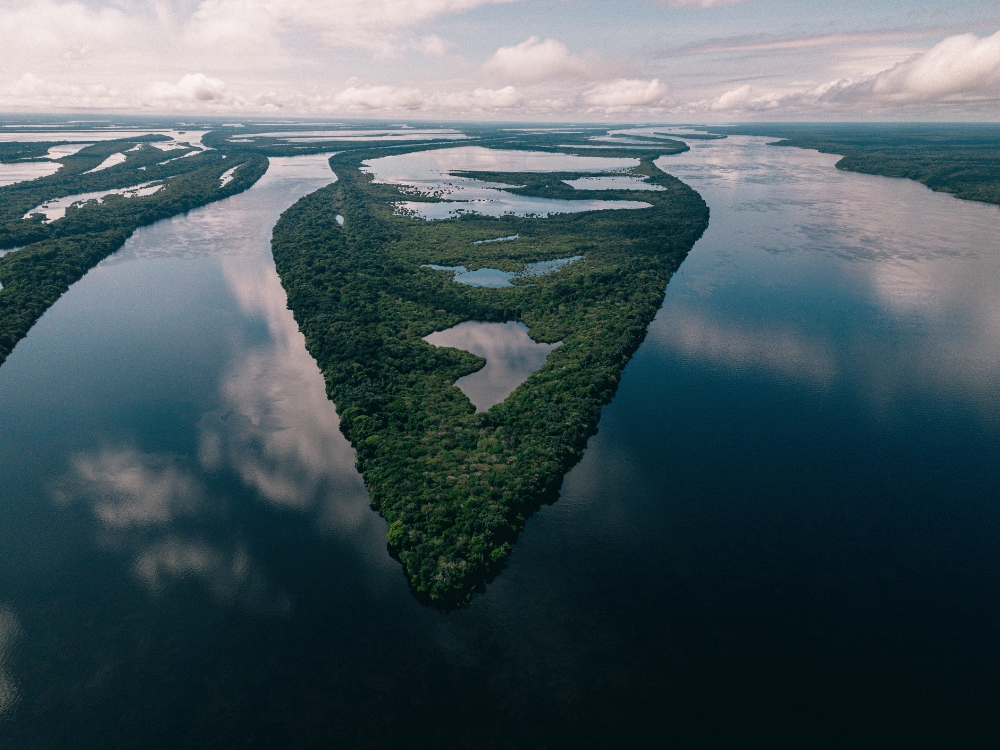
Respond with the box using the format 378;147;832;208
364;145;651;220
62;448;203;529
424;320;560;411
50;154;375;608
654;137;1000;417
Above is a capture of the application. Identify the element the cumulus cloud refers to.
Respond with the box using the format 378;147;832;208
700;28;1000;114
0;73;122;110
482;36;588;81
325;80;524;112
583;78;671;109
439;86;524;109
333;83;427;110
832;28;1000;103
147;73;228;104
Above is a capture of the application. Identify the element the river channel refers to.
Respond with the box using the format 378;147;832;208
0;138;998;748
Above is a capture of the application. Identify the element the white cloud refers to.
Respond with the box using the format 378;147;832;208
413;35;448;57
482;36;588;81
583;78;670;108
0;73;122;110
333;83;428;110
833;28;1000;103
699;28;1000;114
147;73;228;104
439;86;524;109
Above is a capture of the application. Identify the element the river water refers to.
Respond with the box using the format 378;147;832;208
1;139;999;748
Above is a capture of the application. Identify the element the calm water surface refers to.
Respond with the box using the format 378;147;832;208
424;321;560;412
1;140;999;748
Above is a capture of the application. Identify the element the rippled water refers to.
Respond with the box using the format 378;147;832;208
1;139;998;747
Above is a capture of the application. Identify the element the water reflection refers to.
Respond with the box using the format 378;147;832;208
563;175;665;190
655;137;1000;414
424;321;560;412
363;146;651;220
38;154;373;610
59;447;203;529
424;255;581;288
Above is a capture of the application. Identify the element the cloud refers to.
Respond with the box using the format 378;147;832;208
413;34;448;57
482;36;588;81
699;28;1000;114
147;73;228;104
663;28;951;58
833;28;1000;103
583;78;670;108
333;83;428;110
438;86;524;109
0;73;122;110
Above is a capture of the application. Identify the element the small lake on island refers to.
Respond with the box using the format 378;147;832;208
424;320;560;412
1;138;999;747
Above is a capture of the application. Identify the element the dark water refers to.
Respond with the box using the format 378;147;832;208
2;140;1000;748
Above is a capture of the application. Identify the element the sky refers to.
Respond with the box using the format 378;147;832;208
0;0;998;121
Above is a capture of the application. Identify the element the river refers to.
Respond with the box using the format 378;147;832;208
0;138;998;747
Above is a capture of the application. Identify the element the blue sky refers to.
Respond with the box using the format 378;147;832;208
0;0;997;119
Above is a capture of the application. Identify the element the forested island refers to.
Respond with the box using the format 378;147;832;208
0;136;266;365
270;142;708;606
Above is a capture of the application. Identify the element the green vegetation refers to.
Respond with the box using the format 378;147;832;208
0;138;267;364
709;123;1000;206
271;143;707;606
0;142;66;162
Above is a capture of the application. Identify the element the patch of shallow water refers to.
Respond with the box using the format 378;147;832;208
423;320;560;411
425;255;582;288
563;175;666;190
219;166;239;187
474;234;518;245
363;146;652;220
84;152;128;174
23;182;166;223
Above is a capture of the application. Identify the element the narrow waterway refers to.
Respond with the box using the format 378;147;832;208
1;140;998;748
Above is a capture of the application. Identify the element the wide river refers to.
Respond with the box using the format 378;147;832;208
1;139;998;747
